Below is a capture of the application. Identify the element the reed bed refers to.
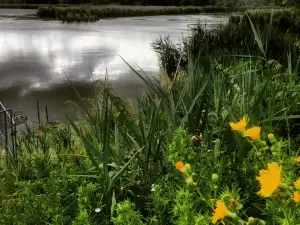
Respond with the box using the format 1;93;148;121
37;5;243;22
230;7;300;33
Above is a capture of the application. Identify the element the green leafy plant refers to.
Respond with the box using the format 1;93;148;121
112;200;145;225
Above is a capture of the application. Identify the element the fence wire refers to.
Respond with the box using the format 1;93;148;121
0;102;17;160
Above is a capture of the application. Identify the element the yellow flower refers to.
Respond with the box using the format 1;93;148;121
244;126;261;140
294;179;300;189
175;161;185;173
296;157;300;163
257;163;281;197
212;200;228;225
229;116;247;132
294;192;300;202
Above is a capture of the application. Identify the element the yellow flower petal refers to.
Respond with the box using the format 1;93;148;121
296;157;300;163
294;192;300;202
212;200;228;224
294;179;300;189
229;116;247;132
244;126;261;140
257;163;281;197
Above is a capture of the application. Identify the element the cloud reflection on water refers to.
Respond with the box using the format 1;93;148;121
0;12;228;120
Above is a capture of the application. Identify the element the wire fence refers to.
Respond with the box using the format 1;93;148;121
0;102;17;160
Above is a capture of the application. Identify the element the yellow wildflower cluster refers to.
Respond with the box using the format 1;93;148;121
229;116;261;140
256;160;300;204
175;124;300;225
293;178;300;203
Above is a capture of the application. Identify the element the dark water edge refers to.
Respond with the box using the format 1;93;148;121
0;71;151;123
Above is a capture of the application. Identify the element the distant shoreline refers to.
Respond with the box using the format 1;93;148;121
0;4;280;23
36;5;248;22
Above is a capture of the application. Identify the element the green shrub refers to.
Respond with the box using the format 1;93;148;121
154;8;300;74
112;200;145;225
168;127;196;164
172;189;195;225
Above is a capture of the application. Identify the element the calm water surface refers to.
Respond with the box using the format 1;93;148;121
0;9;228;121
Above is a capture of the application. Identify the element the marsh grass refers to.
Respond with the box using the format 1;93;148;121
153;8;300;78
230;7;300;33
37;5;244;22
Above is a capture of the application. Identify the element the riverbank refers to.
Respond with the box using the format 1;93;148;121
37;5;246;22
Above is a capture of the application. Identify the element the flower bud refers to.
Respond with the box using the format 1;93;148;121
185;164;191;173
212;173;219;183
258;220;266;225
248;217;255;222
260;141;267;147
185;177;196;186
268;133;277;144
271;146;276;153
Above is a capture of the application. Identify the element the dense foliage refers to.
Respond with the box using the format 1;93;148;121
153;8;300;79
37;5;240;22
0;0;283;6
1;7;300;225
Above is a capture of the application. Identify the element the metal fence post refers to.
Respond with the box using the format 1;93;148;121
0;103;17;161
3;110;7;151
9;109;17;161
37;101;40;124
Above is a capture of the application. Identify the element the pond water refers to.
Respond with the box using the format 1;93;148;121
0;9;228;122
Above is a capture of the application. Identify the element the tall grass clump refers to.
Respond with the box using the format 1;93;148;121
153;8;300;78
230;7;300;34
37;5;244;22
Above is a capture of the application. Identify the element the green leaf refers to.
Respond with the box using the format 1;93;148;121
247;14;266;58
107;148;143;193
111;191;116;218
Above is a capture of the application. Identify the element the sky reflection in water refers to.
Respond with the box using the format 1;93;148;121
0;11;228;120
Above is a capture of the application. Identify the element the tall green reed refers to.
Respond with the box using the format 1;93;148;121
66;82;142;218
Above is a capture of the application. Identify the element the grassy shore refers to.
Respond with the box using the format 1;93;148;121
37;5;245;22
